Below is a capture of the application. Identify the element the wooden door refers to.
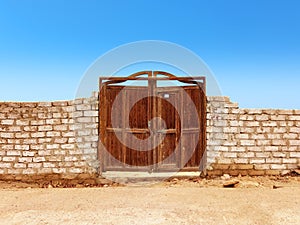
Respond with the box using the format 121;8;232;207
99;74;206;172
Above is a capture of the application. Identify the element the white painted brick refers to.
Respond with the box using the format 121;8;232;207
61;144;75;150
289;115;300;120
270;164;286;170
272;152;286;158
289;140;300;146
46;144;59;150
283;133;298;139
290;152;300;158
68;168;83;173
31;132;45;138
0;145;13;150
28;163;42;168
266;158;282;163
0;162;11;168
38;125;53;131
14;163;26;169
270;115;286;121
240;140;255;146
233;158;248;164
3;157;16;162
273;127;287;133
290;127;300;133
8;126;21;132
264;146;279;151
22;151;35;157
76;104;91;111
0;133;14;138
238;152;255;158
222;152;237;158
255;115;269;121
33;157;46;162
30;145;44;150
18;157;32;163
15;145;30;150
255;152;271;158
53;125;68;131
23;139;38;144
62;131;74;137
15;133;30;139
261;121;277;127
283;158;298;164
76;117;92;123
257;140;271;145
1;119;14;125
52;168;66;173
84;111;98;117
250;158;265;164
43;162;56;168
6;151;21;156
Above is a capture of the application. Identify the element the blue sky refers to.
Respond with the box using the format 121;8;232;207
0;0;299;108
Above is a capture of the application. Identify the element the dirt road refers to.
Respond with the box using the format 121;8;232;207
0;181;299;225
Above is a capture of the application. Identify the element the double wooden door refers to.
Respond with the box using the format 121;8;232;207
99;74;206;172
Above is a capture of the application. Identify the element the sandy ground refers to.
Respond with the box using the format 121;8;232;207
0;177;299;225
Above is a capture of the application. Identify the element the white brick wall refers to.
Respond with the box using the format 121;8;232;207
206;96;300;175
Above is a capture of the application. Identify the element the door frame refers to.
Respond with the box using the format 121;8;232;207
98;71;206;173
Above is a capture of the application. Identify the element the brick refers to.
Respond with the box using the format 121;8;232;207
271;140;287;146
31;120;45;125
233;158;249;164
22;151;35;157
261;121;277;127
8;126;22;132
222;152;237;158
31;132;45;138
266;158;282;163
290;127;300;133
289;140;300;146
1;119;14;125
255;152;271;158
46;119;61;125
0;145;13;150
53;125;68;131
238;152;255;158
76;105;91;111
61;144;75;150
240;140;255;146
76;117;92;123
15;145;30;150
68;168;83;173
0;162;11;168
272;152;286;158
38;125;53;131
14;163;26;169
15;133;30;139
3;157;16;162
83;111;98;117
270;164;286;170
6;151;21;156
270;115;286;120
250;158;265;164
43;162;56;168
283;133;297;139
52;168;66;173
46;144;59;149
289;115;300;120
248;170;265;176
18;157;32;163
0;133;14;138
30;144;44;150
33;157;46;162
290;152;300;158
46;131;61;137
255;115;269;121
254;164;270;170
27;163;42;169
283;158;298;164
265;170;281;175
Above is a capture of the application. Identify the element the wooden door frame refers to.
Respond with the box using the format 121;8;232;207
98;71;206;173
